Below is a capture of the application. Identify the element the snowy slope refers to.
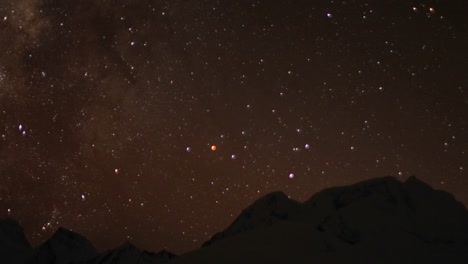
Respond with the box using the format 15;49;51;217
171;176;468;263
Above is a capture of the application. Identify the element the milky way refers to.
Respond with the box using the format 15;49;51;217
0;0;466;254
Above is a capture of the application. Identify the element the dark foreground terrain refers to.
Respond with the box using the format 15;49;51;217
2;176;468;263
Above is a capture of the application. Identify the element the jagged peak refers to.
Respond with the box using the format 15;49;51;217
142;249;177;259
404;175;431;188
304;176;403;206
202;191;301;247
260;191;289;199
405;175;419;182
156;249;175;255
49;227;91;244
116;241;139;252
0;217;32;250
53;227;78;236
248;191;300;208
35;226;97;260
348;175;401;187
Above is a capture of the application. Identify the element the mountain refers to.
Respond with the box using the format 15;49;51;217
0;218;33;264
28;227;98;264
1;176;467;263
89;241;176;264
202;191;302;247
171;176;468;263
0;222;176;264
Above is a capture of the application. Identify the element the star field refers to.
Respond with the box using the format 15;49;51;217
0;0;466;254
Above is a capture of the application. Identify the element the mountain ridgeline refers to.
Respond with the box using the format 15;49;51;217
2;176;468;263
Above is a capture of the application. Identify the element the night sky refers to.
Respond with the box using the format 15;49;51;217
0;0;466;254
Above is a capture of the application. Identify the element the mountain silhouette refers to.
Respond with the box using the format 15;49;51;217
173;176;468;263
28;227;97;264
88;241;176;264
2;176;468;263
202;191;302;247
0;218;32;264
